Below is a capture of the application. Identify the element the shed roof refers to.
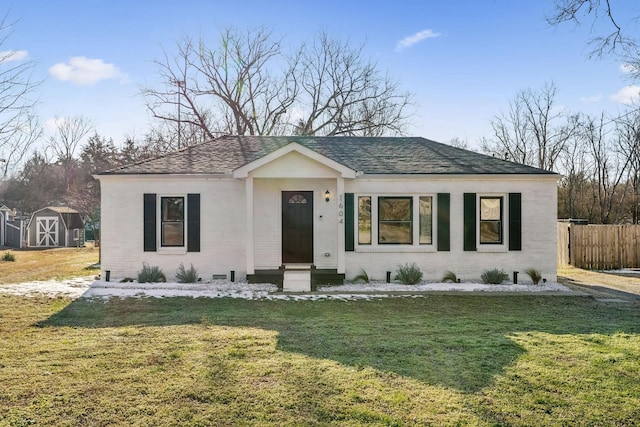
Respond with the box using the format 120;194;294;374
46;206;80;214
29;206;84;230
100;136;557;176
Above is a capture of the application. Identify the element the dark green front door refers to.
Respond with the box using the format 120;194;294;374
282;191;313;263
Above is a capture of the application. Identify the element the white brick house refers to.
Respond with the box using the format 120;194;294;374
96;136;558;289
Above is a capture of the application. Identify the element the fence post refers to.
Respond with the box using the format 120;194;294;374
20;220;25;249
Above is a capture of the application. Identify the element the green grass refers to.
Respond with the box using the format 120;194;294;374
1;294;639;425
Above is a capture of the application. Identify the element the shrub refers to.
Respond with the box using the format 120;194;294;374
352;268;369;284
176;263;199;283
441;270;458;283
1;251;15;262
524;268;543;285
137;263;166;283
395;262;423;285
481;268;509;285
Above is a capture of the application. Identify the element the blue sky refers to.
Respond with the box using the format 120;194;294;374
3;0;639;151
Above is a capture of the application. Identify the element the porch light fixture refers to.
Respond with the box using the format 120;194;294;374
324;190;331;202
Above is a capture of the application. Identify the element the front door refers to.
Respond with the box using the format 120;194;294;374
282;191;313;263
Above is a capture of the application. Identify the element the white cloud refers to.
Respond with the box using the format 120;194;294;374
44;117;66;133
620;62;639;74
0;50;28;62
610;85;640;105
49;56;128;85
396;29;441;52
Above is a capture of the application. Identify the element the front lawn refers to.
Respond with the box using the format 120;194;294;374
1;294;639;426
0;245;98;284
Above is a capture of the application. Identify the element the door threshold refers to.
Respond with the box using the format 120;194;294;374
283;263;314;270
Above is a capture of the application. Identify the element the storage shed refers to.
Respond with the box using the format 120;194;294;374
27;207;85;247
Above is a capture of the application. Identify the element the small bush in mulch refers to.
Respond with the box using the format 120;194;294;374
137;263;166;283
481;268;509;284
352;268;370;284
441;270;459;283
525;268;543;285
176;263;199;283
395;262;423;285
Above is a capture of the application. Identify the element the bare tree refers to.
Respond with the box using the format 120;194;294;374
48;115;94;191
613;110;640;222
582;113;629;223
48;115;94;163
547;0;640;78
481;82;579;171
0;13;42;178
293;32;412;136
141;27;412;145
446;137;469;150
142;28;295;146
557;129;592;219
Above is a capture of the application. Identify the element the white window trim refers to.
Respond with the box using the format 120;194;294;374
477;193;508;253
157;194;188;254
355;194;437;253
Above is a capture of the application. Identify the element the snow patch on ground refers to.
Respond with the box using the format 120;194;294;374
0;277;573;300
0;277;95;299
319;281;570;293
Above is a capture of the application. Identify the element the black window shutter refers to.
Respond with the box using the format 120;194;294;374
437;193;450;251
463;193;477;251
509;193;522;251
345;193;354;251
187;194;201;252
143;193;157;252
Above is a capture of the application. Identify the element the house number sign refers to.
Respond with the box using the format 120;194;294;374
338;194;344;224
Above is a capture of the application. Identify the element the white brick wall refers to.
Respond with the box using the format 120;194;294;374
345;175;558;282
99;175;246;281
99;172;557;283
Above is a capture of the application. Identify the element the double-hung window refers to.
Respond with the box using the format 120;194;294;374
144;193;200;252
479;196;503;244
161;197;185;247
463;192;520;251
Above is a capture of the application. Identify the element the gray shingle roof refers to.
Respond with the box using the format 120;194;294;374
100;136;557;176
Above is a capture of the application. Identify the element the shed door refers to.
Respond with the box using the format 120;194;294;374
282;191;313;264
37;217;59;247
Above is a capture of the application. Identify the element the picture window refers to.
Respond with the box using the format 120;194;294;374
378;197;412;244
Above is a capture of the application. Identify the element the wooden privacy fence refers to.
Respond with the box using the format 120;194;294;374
558;222;640;269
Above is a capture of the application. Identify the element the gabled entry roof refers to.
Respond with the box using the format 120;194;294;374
100;135;557;176
232;142;356;178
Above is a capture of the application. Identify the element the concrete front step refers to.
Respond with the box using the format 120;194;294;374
283;269;311;292
248;267;345;291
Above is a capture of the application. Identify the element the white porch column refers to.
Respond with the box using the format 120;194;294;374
337;177;345;274
246;174;255;275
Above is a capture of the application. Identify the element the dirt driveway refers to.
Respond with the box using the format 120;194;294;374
558;266;640;301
